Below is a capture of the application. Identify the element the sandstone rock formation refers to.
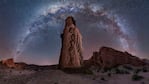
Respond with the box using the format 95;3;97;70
88;46;145;68
59;16;83;69
0;58;27;69
1;58;16;68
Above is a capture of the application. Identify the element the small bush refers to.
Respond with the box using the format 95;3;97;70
84;69;94;75
115;68;129;74
103;68;111;72
101;68;111;73
142;67;148;72
9;69;12;73
54;82;58;84
123;65;133;70
134;69;141;74
107;73;111;77
62;67;94;75
100;77;106;81
132;74;144;81
92;77;96;80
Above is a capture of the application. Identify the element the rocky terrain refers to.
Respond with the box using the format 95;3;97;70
85;46;146;68
0;46;149;84
0;62;149;84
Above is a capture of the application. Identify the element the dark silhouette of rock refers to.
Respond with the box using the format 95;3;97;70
88;46;145;68
59;16;83;69
15;62;27;70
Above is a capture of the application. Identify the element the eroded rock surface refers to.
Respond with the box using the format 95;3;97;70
59;16;83;69
1;58;15;68
88;46;145;68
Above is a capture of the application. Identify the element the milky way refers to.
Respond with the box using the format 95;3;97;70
14;0;137;63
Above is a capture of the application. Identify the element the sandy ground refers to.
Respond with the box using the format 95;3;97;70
0;67;149;84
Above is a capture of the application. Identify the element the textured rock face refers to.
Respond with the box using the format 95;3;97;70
2;58;15;68
89;47;145;68
59;16;83;69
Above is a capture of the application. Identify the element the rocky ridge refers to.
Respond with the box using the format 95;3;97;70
86;46;146;69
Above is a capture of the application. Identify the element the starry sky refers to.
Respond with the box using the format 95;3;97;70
0;0;149;65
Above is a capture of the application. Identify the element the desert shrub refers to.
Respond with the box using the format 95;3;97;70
54;82;58;84
84;69;94;75
132;74;144;81
19;71;22;74
142;67;148;72
92;77;96;80
103;68;111;72
97;69;100;72
123;65;133;70
100;77;106;81
9;69;12;73
107;73;111;77
115;68;129;74
62;67;94;75
100;68;111;73
134;69;141;74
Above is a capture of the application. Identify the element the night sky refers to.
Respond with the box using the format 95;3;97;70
0;0;149;65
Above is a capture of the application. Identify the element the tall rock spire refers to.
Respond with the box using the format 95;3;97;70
59;16;83;69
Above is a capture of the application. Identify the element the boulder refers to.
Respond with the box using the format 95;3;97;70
59;16;83;69
88;46;145;68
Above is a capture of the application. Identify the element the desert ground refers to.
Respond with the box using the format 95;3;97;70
0;64;149;84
